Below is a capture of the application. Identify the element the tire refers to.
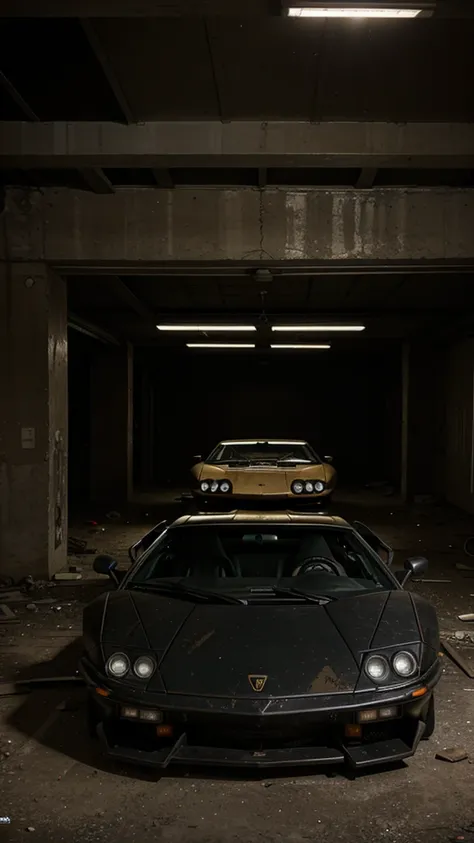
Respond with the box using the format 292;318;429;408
422;694;435;739
87;696;101;739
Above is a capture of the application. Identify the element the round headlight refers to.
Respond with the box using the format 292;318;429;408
220;480;231;493
210;480;219;493
314;481;325;493
392;651;417;678
200;481;209;492
133;656;156;679
364;655;389;682
291;480;304;495
106;653;130;678
304;481;314;493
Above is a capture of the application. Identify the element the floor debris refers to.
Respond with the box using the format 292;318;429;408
435;747;469;763
459;614;474;622
0;604;16;620
442;640;474;678
413;578;451;583
53;572;82;581
0;676;84;697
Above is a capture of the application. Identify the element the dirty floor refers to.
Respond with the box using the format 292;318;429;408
2;491;474;843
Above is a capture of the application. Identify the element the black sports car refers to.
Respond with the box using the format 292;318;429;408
80;511;441;772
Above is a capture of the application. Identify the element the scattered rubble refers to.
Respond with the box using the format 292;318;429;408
26;604;38;612
435;747;469;763
0;605;18;624
442;640;474;678
53;573;82;581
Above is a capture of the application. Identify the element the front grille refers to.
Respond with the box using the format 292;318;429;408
105;709;416;755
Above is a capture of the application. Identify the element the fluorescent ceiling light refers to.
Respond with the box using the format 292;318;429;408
271;344;331;349
186;343;255;349
157;325;256;332
287;6;426;17
271;325;365;332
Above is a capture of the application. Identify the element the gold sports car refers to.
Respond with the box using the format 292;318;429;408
191;439;337;508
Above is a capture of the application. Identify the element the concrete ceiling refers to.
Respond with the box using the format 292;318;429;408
66;270;474;345
1;12;474;188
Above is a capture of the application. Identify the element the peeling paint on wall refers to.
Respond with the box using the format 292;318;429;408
284;192;307;259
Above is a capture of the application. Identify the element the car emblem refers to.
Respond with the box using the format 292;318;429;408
248;674;268;692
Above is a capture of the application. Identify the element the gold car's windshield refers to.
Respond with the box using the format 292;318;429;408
208;441;320;465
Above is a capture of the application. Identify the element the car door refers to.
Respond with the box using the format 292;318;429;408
352;521;394;567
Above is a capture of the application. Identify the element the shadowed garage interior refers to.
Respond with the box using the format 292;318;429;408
3;4;474;842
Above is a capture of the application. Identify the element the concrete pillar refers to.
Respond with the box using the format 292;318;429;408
401;341;444;502
90;343;133;505
0;262;68;581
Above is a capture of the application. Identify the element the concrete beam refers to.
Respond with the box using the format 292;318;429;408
78;167;115;194
1;122;474;169
0;71;39;121
2;186;474;264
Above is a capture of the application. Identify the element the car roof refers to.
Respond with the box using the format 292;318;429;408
171;511;350;528
218;439;308;446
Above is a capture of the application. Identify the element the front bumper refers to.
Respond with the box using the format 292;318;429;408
81;656;440;771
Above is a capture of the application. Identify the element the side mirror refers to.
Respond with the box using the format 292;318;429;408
93;554;121;586
396;556;429;587
324;455;333;463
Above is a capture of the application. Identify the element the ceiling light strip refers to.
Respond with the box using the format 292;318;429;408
287;6;426;18
271;344;331;349
157;325;256;332
186;343;256;349
271;325;365;332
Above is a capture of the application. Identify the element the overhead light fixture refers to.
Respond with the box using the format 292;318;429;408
271;344;331;349
271;325;365;332
157;325;256;332
186;343;256;349
286;2;434;18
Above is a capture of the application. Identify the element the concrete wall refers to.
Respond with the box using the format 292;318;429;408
0;263;68;580
2;187;474;263
445;339;474;512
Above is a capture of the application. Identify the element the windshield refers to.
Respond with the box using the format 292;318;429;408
207;441;319;465
125;524;395;600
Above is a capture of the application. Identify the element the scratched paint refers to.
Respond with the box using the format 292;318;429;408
187;630;215;655
284;192;307;259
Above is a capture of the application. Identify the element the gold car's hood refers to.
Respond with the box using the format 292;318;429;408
196;463;328;496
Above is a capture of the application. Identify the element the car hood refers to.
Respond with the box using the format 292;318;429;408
197;463;327;495
86;589;432;699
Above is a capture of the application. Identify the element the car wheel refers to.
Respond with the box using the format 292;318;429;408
422;694;435;739
87;696;101;739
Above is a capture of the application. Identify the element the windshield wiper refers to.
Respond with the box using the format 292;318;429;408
214;458;250;466
128;581;247;604
271;586;334;604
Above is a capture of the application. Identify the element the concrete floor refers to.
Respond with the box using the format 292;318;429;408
2;491;474;843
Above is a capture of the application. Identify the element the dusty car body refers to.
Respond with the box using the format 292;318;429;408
190;439;337;508
81;511;440;772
